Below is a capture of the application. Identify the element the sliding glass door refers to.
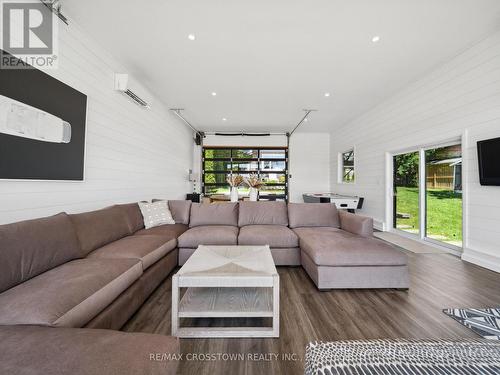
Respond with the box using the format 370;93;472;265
393;143;463;250
393;152;420;235
425;145;463;247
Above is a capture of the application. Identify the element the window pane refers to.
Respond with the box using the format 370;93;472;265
342;167;355;183
261;173;286;184
202;147;288;200
204;149;231;158
204;173;228;184
260;185;286;195
232;149;258;159
260;149;286;159
394;151;419;235
204;185;230;195
260;160;286;171
343;150;354;167
341;149;355;183
231;161;259;172
425;144;462;247
204;160;231;172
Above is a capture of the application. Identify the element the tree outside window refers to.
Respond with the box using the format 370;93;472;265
341;149;355;183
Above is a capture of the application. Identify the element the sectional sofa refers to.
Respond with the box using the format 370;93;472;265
0;201;191;375
0;199;408;374
178;201;408;289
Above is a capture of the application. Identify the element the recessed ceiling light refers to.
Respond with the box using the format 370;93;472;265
211;92;217;96
304;118;308;122
188;34;196;41
222;118;227;121
324;92;330;97
372;35;380;43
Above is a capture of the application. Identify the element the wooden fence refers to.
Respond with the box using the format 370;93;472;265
426;164;454;189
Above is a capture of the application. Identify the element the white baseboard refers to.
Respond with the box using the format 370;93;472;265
373;219;385;231
374;220;500;274
462;248;500;274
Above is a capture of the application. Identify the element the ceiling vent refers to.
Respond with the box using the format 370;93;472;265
114;74;150;108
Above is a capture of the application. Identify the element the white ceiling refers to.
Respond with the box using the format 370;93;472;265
64;0;500;133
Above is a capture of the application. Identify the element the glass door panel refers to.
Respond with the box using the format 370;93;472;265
425;144;462;247
393;152;420;235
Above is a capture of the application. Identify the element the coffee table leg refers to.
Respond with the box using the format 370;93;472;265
272;275;280;337
171;275;179;336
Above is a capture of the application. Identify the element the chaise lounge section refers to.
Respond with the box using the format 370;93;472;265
289;203;409;289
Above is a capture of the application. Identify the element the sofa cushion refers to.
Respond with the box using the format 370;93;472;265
152;199;192;224
139;201;175;229
238;201;288;226
297;229;408;267
178;226;239;248
117;203;144;233
288;203;340;228
168;200;192;224
134;223;188;239
189;203;238;227
0;258;142;328
87;235;176;270
238;225;298;248
0;213;81;293
0;326;179;375
70;206;131;255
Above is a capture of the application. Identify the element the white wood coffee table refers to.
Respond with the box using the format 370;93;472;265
171;245;279;338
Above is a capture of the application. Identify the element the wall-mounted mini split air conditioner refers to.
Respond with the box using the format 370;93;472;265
0;94;71;143
114;74;150;108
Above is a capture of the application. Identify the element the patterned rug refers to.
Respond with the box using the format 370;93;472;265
305;339;500;375
443;307;500;340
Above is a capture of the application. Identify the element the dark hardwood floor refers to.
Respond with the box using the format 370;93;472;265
122;251;500;374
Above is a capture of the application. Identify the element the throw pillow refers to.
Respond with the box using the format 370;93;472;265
138;200;175;229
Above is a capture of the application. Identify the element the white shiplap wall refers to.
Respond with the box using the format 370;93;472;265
289;132;330;203
330;30;500;272
0;19;193;224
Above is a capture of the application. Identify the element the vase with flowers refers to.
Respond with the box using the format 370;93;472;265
226;174;244;202
244;174;264;201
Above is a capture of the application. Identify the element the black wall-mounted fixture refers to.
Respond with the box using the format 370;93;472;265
195;132;205;145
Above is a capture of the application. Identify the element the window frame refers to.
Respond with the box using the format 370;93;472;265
338;147;356;184
202;147;288;201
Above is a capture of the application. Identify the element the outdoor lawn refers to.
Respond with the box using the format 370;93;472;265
396;187;462;245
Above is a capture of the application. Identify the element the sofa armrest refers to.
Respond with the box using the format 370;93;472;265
338;211;373;237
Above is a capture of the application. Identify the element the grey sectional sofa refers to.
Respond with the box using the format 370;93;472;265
0;199;408;374
0;200;191;375
177;201;409;289
290;204;409;289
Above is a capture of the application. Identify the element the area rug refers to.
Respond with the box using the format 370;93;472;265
305;339;500;375
443;307;500;340
374;232;447;254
